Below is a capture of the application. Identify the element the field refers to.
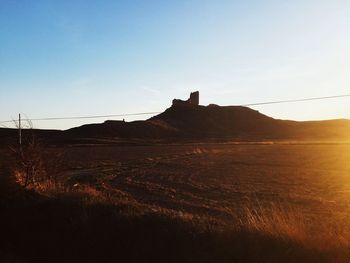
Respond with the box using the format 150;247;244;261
1;142;350;262
63;143;350;221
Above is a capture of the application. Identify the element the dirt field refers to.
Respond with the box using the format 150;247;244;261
61;143;350;225
2;142;350;262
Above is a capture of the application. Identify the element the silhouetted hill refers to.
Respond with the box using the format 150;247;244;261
280;119;350;140
150;104;279;138
153;104;350;140
63;119;178;140
0;128;61;146
2;104;350;144
63;104;350;142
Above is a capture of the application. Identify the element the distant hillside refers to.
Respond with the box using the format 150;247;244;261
150;104;279;139
62;103;350;142
150;104;350;140
2;101;350;145
0;128;61;146
63;119;178;140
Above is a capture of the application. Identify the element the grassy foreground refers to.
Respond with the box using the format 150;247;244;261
1;164;349;263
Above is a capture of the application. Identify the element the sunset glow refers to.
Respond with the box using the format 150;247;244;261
1;0;350;129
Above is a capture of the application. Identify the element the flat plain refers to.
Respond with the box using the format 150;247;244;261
62;143;350;225
2;142;350;262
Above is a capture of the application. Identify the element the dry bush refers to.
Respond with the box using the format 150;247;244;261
11;138;46;187
9;120;65;190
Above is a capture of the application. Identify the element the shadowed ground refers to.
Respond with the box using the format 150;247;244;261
1;143;350;262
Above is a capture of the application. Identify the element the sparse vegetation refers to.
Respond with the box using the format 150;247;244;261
7;121;65;190
1;143;350;262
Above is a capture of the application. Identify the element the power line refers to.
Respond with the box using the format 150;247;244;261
0;94;349;124
0;111;162;124
242;94;350;106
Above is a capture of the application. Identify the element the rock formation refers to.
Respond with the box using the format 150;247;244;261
172;91;199;107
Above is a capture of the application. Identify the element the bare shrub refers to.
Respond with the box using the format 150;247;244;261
9;118;64;189
11;137;45;187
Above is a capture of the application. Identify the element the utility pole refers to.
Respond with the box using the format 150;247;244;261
19;113;22;148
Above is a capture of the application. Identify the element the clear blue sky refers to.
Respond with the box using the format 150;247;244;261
1;0;350;129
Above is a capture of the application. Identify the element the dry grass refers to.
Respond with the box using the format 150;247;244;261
1;143;350;262
238;203;350;254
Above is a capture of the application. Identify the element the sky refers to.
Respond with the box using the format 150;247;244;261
1;0;350;130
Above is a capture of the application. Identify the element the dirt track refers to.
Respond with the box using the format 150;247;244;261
62;143;350;223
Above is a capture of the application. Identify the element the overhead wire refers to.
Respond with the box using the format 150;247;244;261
0;94;349;125
0;112;162;124
242;94;350;106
